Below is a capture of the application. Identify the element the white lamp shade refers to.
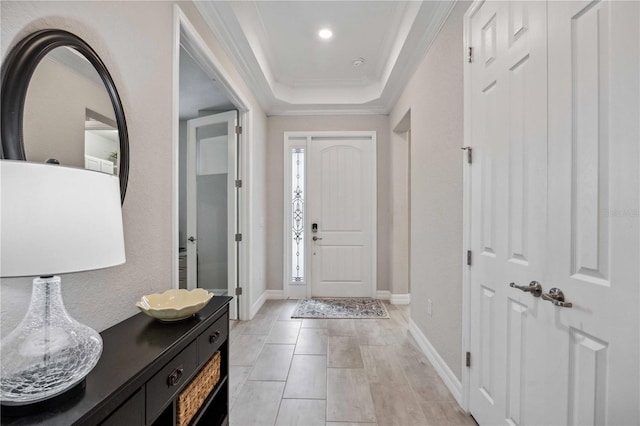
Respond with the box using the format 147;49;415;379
1;160;125;277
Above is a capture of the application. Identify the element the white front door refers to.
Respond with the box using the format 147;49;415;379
308;134;376;298
467;1;640;425
186;111;238;319
468;1;548;424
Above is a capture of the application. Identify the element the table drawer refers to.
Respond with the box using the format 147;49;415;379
101;388;144;426
146;342;197;423
197;312;228;365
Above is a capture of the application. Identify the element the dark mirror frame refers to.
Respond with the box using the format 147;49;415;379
1;29;129;204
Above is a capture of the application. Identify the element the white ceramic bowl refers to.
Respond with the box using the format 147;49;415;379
136;289;213;322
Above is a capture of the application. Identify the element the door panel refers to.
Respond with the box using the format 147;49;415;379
469;4;509;423
547;1;639;424
468;1;639;425
186;111;238;319
505;298;527;426
469;1;547;424
309;137;375;298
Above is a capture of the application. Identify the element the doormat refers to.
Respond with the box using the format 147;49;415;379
291;298;389;319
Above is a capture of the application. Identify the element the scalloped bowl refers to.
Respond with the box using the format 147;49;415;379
136;289;213;322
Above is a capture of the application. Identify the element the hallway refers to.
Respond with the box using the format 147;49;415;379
229;300;475;425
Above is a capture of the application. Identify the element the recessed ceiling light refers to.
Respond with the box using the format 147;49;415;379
352;57;365;67
318;28;333;40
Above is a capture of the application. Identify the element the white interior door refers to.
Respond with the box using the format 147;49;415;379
187;111;238;319
468;1;548;424
467;1;640;425
544;1;639;424
308;134;376;298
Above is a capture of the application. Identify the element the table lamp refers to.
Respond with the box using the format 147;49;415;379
0;160;125;408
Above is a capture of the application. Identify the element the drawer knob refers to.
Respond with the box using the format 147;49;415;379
167;367;184;386
209;331;221;344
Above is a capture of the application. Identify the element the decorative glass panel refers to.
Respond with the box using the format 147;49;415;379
291;148;305;282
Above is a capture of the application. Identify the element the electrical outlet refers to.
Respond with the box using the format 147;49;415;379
427;299;433;316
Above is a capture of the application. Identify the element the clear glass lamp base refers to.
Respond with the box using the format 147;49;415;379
0;276;103;406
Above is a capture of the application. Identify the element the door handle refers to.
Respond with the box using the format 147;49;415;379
188;236;196;243
312;236;322;241
541;288;572;308
509;281;542;297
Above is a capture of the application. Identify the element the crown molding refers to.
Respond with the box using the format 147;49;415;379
377;0;458;112
195;0;457;116
266;104;390;117
194;1;273;108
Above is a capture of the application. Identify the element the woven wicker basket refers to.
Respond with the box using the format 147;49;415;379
176;351;221;426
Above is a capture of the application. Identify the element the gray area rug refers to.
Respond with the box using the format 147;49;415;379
291;298;390;319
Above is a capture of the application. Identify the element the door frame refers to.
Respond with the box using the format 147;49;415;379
282;131;378;300
461;0;484;413
172;5;250;320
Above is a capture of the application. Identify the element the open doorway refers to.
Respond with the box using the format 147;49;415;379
392;110;411;301
178;45;236;302
174;7;250;320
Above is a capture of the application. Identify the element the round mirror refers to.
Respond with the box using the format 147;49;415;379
1;30;129;203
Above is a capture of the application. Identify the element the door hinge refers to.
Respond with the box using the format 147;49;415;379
467;250;472;266
235;287;243;296
466;352;471;367
461;147;472;164
235;233;242;242
235;179;243;188
468;46;473;63
235;125;242;135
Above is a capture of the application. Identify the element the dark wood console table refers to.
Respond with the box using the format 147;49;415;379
1;296;233;426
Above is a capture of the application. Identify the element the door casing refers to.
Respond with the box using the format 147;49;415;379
173;5;250;320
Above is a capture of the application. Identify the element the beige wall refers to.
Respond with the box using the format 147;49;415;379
24;56;115;168
0;0;267;335
390;1;470;380
266;115;391;294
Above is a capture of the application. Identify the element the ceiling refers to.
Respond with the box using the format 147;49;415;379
195;0;455;115
179;46;235;120
48;46;103;87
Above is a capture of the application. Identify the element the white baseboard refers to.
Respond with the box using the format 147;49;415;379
376;291;410;304
265;290;284;299
390;293;411;305
250;291;267;318
376;290;391;300
408;319;462;406
251;290;285;318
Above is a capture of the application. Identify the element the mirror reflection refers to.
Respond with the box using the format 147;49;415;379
22;46;120;175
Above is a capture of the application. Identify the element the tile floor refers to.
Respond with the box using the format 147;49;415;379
228;300;476;426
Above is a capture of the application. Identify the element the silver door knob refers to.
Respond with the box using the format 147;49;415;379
312;236;322;241
541;288;572;308
188;236;196;243
509;281;542;297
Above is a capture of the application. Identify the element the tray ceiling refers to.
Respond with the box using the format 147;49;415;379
195;1;455;115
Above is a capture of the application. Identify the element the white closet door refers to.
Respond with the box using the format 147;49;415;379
468;1;640;425
545;1;640;424
467;1;548;424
